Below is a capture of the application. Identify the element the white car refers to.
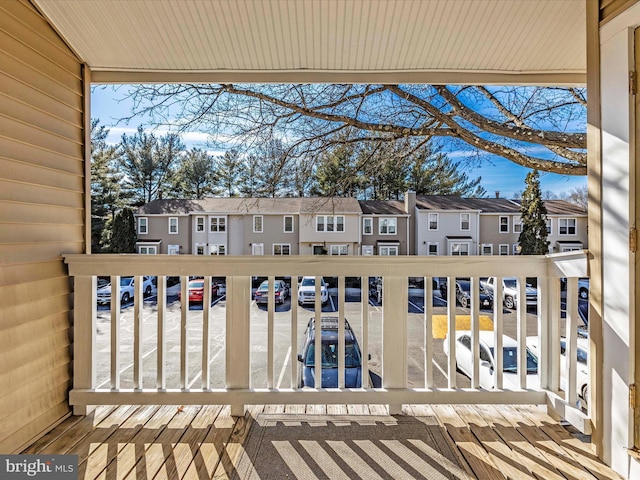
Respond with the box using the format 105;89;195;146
526;335;589;408
443;330;539;390
297;276;329;306
97;276;155;305
482;277;537;310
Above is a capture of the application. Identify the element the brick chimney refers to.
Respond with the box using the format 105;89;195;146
405;191;416;254
495;191;500;198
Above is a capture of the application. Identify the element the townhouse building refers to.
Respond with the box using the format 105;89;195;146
133;194;587;256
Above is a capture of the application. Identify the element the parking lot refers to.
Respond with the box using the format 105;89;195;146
95;279;584;392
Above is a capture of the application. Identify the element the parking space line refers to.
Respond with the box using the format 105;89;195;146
276;346;292;388
96;346;158;389
408;300;424;313
432;357;448;380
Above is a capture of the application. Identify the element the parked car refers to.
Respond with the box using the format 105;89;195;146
97;276;155;305
217;283;226;296
298;276;329;306
297;316;368;388
481;277;537;310
443;330;539;390
178;278;218;303
526;335;589;409
444;279;493;309
254;279;289;304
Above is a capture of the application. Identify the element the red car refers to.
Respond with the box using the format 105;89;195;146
178;279;218;303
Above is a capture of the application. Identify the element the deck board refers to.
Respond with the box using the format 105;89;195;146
24;404;622;480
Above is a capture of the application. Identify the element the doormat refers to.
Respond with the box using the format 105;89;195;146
231;414;472;479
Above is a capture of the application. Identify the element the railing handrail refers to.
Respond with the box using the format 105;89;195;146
63;251;588;278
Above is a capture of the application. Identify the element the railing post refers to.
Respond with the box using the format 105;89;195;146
383;276;407;414
226;276;251;416
73;275;96;415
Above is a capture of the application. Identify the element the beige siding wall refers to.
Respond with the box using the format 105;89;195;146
0;0;84;452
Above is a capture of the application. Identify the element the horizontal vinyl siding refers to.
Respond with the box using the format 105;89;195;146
0;0;84;453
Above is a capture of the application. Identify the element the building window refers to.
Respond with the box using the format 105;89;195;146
481;244;493;255
283;216;294;233
210;216;226;232
513;216;522;233
273;244;291;255
168;217;178;234
253;215;263;233
499;216;509;233
427;243;439;255
559;218;577;235
167;245;180;255
379;218;397;234
450;243;470;256
460;213;470;231
428;213;439;230
499;244;509;255
363;217;373;235
362;245;374;255
196;216;205;232
546;218;552;235
210;244;226;255
379;245;398;255
330;245;348;255
316;215;345;232
251;243;264;255
195;244;206;255
138;245;157;254
312;244;325;255
138;217;148;234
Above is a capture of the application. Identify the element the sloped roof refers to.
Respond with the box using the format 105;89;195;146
359;200;407;215
531;199;587;216
136;197;303;215
299;197;362;214
33;0;586;85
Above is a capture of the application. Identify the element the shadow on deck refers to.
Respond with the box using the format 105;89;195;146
23;404;620;479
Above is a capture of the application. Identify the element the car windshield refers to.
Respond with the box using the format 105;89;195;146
190;281;204;289
258;283;281;291
301;278;324;287
120;277;133;287
304;341;361;368
504;279;517;289
493;346;538;374
457;281;470;292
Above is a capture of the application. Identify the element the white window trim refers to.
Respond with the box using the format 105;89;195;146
513;216;522;233
195;243;206;255
499;216;509;233
379;245;398;255
273;243;291;255
428;213;439;231
167;244;180;255
168;217;178;234
546;218;553;235
210;216;226;232
138;217;148;235
195;216;205;232
427;242;439;256
481;244;493;255
559;217;577;235
499;244;510;255
316;215;345;232
253;215;263;233
363;217;373;235
283;215;294;233
329;244;349;255
449;241;471;256
209;244;226;255
460;213;470;231
312;244;325;255
251;243;264;255
138;245;157;254
379;217;397;235
362;245;374;255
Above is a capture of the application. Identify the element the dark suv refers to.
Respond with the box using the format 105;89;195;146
297;317;367;388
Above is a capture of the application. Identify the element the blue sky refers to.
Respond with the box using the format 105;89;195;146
91;86;587;199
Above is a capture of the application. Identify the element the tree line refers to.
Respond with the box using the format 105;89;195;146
91;120;486;251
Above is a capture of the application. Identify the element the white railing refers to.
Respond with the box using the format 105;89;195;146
63;251;590;431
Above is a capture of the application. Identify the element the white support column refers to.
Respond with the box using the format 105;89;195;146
537;276;550;390
202;276;212;389
73;275;96;415
157;275;166;390
227;276;251;416
110;275;121;390
361;276;370;388
267;276;275;389
133;275;143;389
180;275;189;389
565;277;579;406
424;276;433;389
493;277;504;389
383;276;407;414
338;276;346;389
470;277;480;389
290;275;299;388
517;277;527;389
447;276;457;389
314;276;322;388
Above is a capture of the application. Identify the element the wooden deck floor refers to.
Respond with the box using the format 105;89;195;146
23;404;621;480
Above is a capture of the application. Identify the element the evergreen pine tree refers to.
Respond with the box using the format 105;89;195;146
102;208;137;253
518;170;549;254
